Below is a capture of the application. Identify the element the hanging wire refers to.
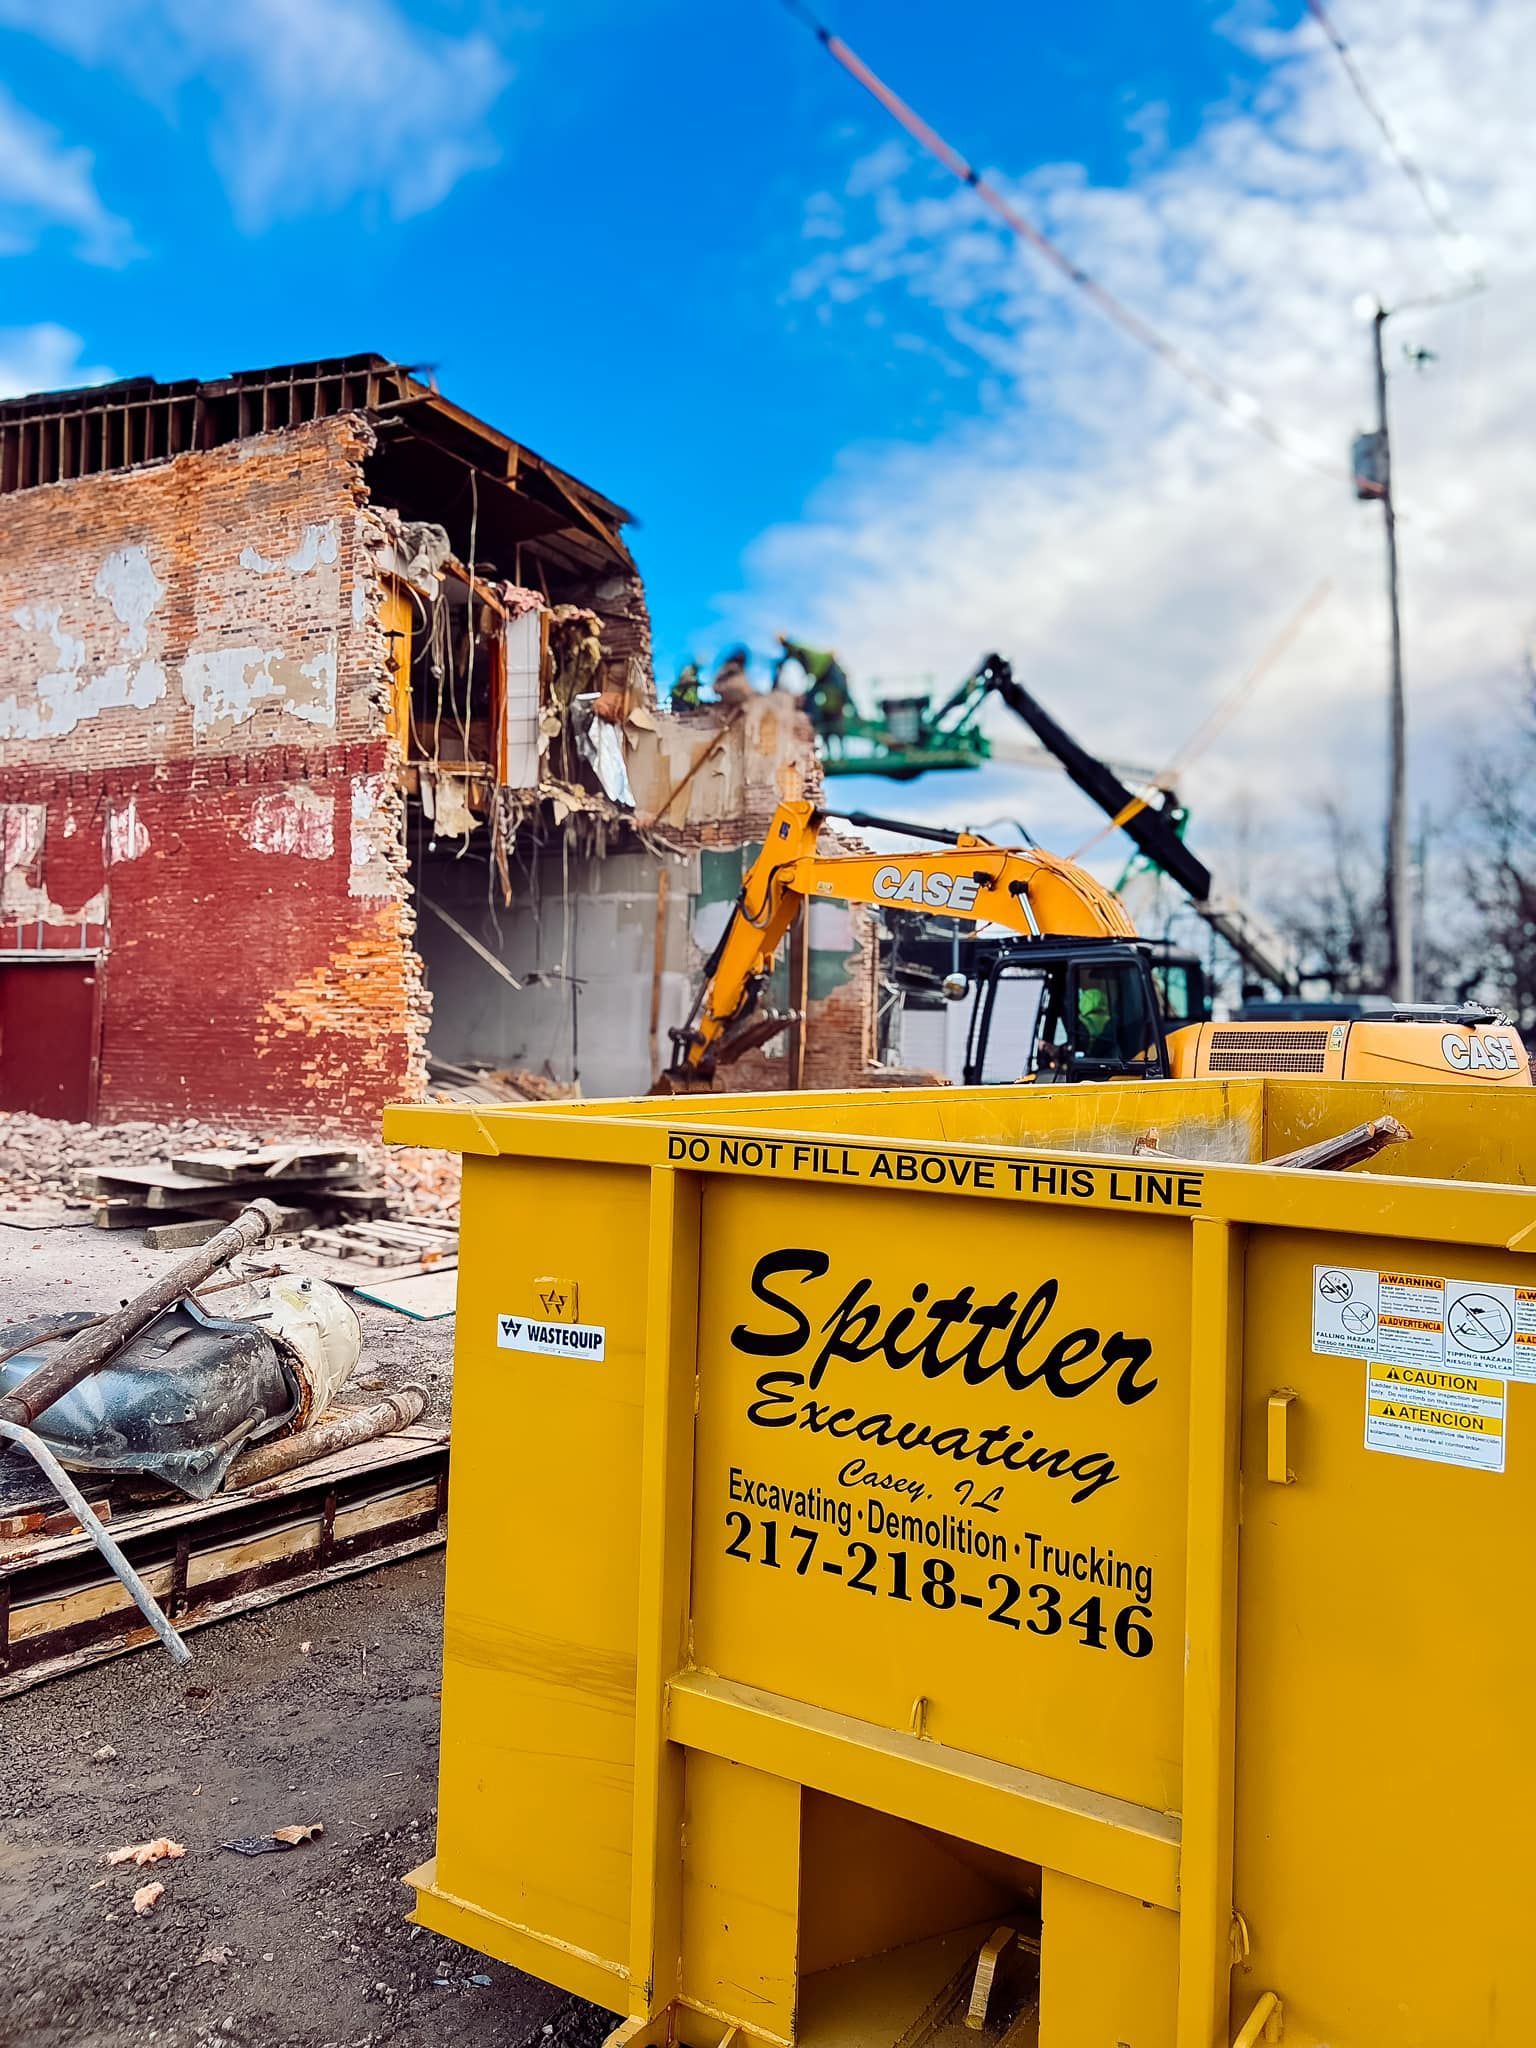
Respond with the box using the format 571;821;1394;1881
773;0;1351;486
1303;0;1484;287
1067;579;1333;861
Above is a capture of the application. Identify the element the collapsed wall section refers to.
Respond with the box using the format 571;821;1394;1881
0;417;427;1128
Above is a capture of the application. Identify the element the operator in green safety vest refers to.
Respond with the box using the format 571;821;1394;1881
773;634;851;736
1074;975;1116;1058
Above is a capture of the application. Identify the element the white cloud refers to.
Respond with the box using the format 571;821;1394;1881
0;87;134;263
730;0;1536;898
0;324;115;399
0;0;511;226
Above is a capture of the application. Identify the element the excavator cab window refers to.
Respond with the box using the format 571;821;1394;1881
1062;959;1164;1076
1148;955;1207;1027
966;947;1170;1084
967;964;1053;1083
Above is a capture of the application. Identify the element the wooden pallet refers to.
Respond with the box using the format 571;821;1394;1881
0;1424;448;1694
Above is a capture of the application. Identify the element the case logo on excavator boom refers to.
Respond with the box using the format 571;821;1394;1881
1442;1031;1522;1073
871;864;982;912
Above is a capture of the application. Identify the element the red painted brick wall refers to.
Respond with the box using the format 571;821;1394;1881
0;420;427;1130
0;753;423;1128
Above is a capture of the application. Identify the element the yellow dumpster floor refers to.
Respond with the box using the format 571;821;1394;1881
797;1919;1039;2048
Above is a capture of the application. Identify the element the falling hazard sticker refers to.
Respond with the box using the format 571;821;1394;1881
1314;1266;1536;1383
1365;1361;1506;1473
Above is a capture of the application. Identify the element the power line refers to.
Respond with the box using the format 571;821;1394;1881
775;0;1350;486
1067;580;1333;862
1303;0;1482;285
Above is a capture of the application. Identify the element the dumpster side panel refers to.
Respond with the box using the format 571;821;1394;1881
1236;1225;1536;2046
680;1753;801;2043
690;1178;1191;1813
1039;1871;1176;2048
431;1154;651;1977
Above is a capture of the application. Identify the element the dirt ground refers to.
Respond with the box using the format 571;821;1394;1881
0;1223;615;2048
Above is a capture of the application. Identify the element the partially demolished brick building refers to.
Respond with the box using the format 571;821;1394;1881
0;356;879;1128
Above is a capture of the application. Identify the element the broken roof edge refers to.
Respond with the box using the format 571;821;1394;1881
0;350;637;543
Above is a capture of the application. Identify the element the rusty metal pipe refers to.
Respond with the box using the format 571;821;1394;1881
225;1385;428;1490
0;1200;282;1431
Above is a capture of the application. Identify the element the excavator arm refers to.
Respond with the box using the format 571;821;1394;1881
664;799;1137;1083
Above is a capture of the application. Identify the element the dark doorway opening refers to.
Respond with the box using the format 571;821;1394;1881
0;961;99;1120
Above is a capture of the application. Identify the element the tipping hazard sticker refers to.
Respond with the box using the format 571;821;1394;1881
1365;1362;1506;1472
1313;1266;1524;1471
1314;1266;1536;1381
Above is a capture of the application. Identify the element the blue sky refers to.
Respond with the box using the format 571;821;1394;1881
1;0;1528;896
0;0;1282;670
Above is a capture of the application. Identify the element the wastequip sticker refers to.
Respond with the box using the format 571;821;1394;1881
496;1314;606;1360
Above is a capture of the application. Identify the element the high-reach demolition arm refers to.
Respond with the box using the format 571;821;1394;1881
665;798;1135;1081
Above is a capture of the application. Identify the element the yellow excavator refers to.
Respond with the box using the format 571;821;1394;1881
661;799;1531;1091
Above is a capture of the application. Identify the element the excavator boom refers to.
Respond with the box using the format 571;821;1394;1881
667;800;1134;1080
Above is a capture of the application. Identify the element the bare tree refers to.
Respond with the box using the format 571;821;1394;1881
1457;705;1536;1028
1268;799;1392;994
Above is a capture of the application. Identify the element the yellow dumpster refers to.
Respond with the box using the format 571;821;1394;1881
387;1079;1536;2048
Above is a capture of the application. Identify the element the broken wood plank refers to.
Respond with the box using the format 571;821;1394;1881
354;1270;459;1320
86;1168;368;1212
241;1251;458;1289
90;1202;160;1230
0;1425;447;1694
142;1217;225;1252
315;1187;392;1219
168;1145;363;1183
1266;1116;1412;1173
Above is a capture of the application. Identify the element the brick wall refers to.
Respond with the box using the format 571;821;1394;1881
0;419;427;1129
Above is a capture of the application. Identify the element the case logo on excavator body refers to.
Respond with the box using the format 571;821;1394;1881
1442;1031;1523;1073
872;865;982;912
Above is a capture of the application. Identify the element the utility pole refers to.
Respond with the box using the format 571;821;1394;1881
1355;305;1412;1003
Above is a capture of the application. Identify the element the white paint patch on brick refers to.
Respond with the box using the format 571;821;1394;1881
239;520;340;577
0;566;169;741
289;636;338;728
105;796;150;864
94;546;165;654
247;784;335;861
349;773;396;898
181;645;284;734
0;802;108;925
2;802;44;877
180;636;338;736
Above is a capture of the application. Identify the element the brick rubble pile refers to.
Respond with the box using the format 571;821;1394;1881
0;1113;460;1224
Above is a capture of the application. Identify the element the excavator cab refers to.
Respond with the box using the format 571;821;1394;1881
964;941;1206;1085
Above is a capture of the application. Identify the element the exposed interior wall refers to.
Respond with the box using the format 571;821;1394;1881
626;691;821;840
692;842;880;1093
414;843;699;1100
413;820;880;1103
0;416;428;1128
